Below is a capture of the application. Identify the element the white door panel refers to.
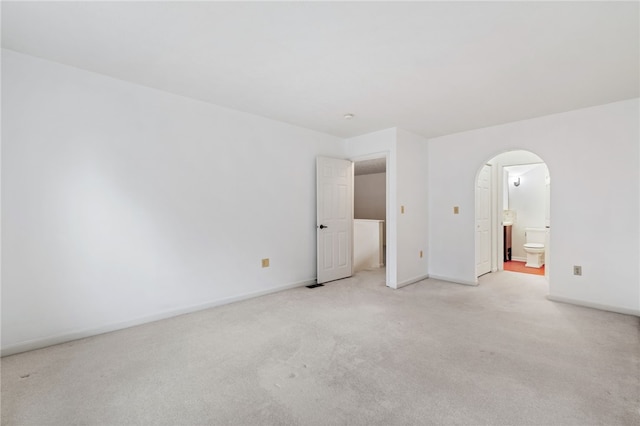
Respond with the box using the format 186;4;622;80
476;164;491;277
317;157;353;283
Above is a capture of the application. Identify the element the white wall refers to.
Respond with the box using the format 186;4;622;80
354;173;386;221
346;128;429;288
396;128;429;286
507;164;547;260
353;219;384;272
428;98;640;315
4;49;636;357
1;49;346;354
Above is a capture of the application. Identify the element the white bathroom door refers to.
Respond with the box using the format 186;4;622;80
316;157;353;284
545;170;551;280
476;164;492;277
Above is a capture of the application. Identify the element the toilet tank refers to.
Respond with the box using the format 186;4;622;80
525;228;546;244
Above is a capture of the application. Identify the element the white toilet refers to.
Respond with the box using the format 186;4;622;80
524;228;546;268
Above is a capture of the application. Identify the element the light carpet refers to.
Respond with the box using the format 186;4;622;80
2;269;639;425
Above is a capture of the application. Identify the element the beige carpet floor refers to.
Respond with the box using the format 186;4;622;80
2;269;639;425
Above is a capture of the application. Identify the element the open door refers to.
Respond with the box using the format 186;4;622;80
316;157;353;284
476;164;492;277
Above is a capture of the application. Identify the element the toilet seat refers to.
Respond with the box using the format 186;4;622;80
524;243;544;249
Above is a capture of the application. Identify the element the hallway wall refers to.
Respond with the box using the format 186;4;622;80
354;173;386;220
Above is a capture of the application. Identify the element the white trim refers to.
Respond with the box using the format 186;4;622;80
547;295;640;317
349;151;388;163
1;278;315;357
396;274;429;289
427;274;478;286
511;256;527;262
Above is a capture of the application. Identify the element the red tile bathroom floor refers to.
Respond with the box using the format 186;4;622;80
504;260;545;276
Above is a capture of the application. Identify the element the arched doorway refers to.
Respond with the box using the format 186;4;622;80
475;150;550;281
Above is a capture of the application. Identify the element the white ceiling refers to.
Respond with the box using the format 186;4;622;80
354;158;386;176
2;1;638;139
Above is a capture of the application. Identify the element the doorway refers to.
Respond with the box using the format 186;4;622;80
475;150;551;280
502;162;550;276
316;154;389;286
353;156;387;276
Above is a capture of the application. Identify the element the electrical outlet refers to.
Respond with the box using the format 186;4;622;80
401;205;405;214
420;250;423;258
262;258;270;268
453;206;459;214
573;265;582;276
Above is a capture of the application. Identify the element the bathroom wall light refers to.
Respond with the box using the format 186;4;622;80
513;177;521;187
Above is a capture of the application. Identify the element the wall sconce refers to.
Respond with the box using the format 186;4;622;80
513;177;521;187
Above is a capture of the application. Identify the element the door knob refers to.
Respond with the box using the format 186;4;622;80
319;224;328;229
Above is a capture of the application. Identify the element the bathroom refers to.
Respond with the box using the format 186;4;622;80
503;161;550;275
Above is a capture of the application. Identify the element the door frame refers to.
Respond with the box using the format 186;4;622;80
350;152;391;287
475;150;551;284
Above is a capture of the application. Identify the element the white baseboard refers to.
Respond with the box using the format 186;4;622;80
547;295;640;317
1;278;315;357
427;274;478;286
511;256;527;262
396;274;429;289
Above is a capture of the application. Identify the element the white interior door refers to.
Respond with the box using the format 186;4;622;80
317;157;353;284
545;170;551;280
476;164;492;277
